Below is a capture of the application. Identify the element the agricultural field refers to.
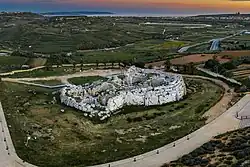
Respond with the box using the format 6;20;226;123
76;40;187;63
186;43;212;53
0;78;223;167
164;127;250;167
171;54;231;65
229;65;250;88
26;58;47;68
146;53;231;68
217;50;250;58
0;56;28;73
0;13;245;71
221;34;250;50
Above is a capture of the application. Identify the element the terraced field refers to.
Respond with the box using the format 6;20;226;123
231;67;250;81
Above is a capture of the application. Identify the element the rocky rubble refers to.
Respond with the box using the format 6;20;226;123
60;66;186;120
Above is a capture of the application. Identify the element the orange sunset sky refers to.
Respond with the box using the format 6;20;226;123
1;0;250;14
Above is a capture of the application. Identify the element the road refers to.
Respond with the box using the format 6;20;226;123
178;30;246;53
0;102;36;167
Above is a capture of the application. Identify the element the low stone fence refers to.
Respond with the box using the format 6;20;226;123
196;67;242;86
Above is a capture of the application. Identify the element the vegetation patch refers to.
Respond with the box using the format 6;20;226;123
68;76;107;85
26;58;47;68
31;80;63;86
0;56;28;73
164;127;250;167
0;78;223;167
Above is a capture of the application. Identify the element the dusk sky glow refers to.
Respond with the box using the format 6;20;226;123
1;0;250;15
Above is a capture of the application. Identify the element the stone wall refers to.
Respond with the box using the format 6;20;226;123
60;67;186;120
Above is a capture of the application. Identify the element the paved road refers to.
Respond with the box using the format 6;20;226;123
178;30;246;53
0;102;36;167
0;101;13;167
209;39;220;51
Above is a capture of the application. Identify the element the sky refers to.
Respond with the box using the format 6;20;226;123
0;0;250;15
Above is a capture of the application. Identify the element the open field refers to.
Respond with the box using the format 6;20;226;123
26;58;47;68
146;53;231;68
76;39;187;63
171;54;231;65
31;80;63;86
0;56;28;72
221;34;250;50
164;127;250;167
5;67;83;78
68;76;106;85
0;13;245;72
0;78;223;167
229;63;250;82
217;50;250;57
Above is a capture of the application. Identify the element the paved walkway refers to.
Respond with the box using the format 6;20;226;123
0;101;14;167
0;102;36;167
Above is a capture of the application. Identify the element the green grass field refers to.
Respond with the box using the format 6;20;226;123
6;67;78;78
68;76;106;85
0;78;223;167
31;80;63;86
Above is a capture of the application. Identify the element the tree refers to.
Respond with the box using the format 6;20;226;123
204;59;220;69
164;60;171;71
46;64;52;71
96;60;99;68
80;59;84;71
73;62;76;71
188;62;195;74
134;62;145;68
111;61;114;68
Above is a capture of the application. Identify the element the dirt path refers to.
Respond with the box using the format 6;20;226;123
0;66;45;76
2;69;122;84
183;74;235;123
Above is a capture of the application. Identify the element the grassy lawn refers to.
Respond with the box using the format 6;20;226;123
165;127;250;167
68;76;107;85
0;78;223;167
31;80;63;86
5;67;79;78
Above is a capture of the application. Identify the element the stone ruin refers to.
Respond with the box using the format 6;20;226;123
60;66;187;121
